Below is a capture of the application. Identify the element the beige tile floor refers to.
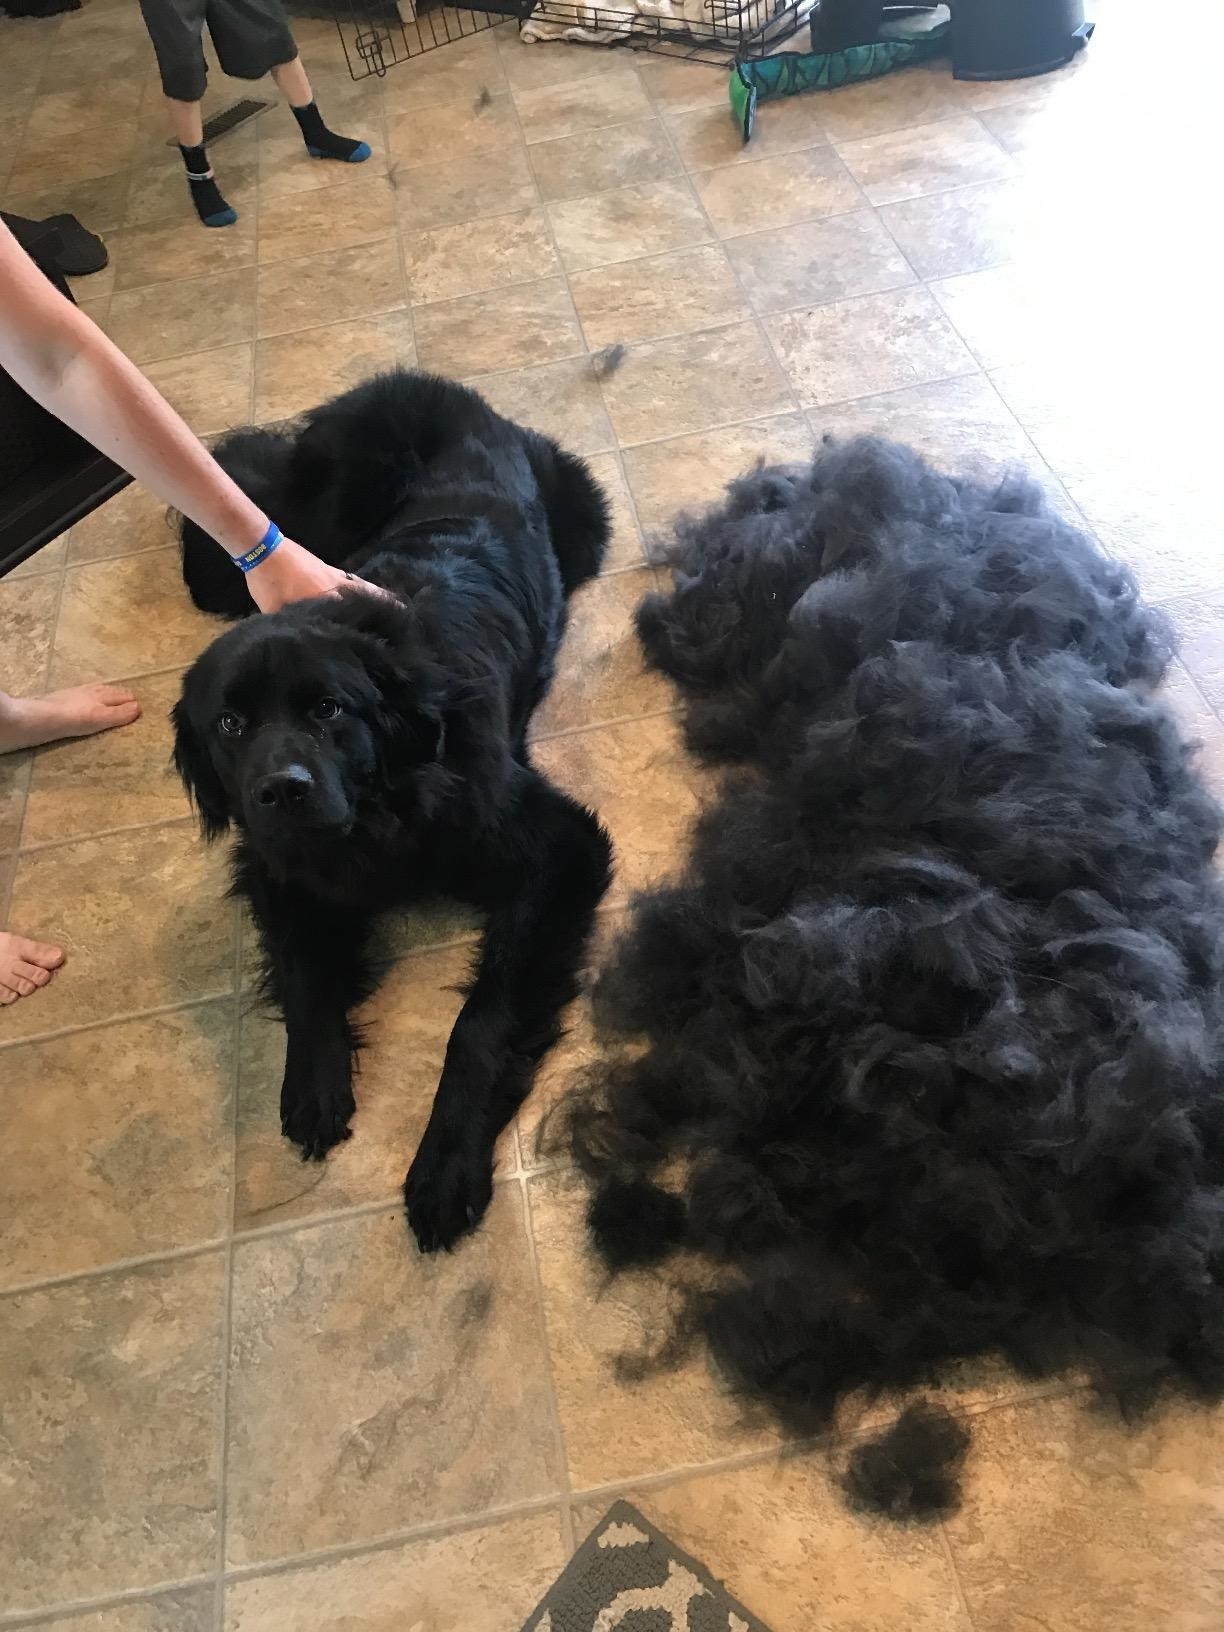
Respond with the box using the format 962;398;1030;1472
3;0;1224;1625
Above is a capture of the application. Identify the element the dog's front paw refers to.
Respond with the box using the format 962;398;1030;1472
403;1137;494;1253
280;1079;356;1161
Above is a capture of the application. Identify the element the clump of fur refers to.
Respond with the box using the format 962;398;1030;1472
587;1178;687;1268
557;436;1224;1509
842;1401;971;1520
591;344;627;380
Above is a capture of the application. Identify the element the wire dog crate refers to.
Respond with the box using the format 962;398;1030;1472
329;0;814;76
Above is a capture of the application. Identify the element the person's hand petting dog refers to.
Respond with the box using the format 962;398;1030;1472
0;214;381;1006
243;535;382;614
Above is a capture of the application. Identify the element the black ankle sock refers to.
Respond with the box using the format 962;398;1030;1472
178;143;236;228
290;100;369;163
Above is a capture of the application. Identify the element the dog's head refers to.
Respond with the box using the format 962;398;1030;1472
172;593;452;866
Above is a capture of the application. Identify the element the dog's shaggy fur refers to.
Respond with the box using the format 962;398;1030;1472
173;371;612;1252
556;437;1224;1506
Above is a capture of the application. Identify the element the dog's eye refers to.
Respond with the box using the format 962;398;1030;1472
314;697;341;721
218;711;245;736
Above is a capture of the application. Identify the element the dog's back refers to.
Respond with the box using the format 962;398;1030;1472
179;370;609;616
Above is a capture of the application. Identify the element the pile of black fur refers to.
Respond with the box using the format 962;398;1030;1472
558;437;1224;1515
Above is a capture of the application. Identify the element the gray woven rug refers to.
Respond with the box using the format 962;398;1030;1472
521;1500;775;1632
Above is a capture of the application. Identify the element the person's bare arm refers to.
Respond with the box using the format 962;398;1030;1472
0;219;364;613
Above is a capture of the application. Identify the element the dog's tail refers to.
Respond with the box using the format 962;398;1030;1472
526;433;611;596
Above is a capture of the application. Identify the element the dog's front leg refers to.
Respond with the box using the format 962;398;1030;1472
246;870;373;1160
404;771;612;1251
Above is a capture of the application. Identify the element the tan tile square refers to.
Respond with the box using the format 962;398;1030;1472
3;167;134;237
669;98;829;172
991;362;1221;600
598;321;794;448
639;56;730;115
24;74;145;143
547;177;711;274
726;210;915;317
0;1002;233;1289
0;570;59;697
391;145;540;233
23;667;188;845
256;118;387;203
620;413;814;546
807;374;1047;488
30;1589;216;1632
112;213;258;292
693;144;862;238
2;822;236;1041
814;61;966;141
0;749;30;856
414;276;582;378
6;534;66;581
473;355;616;456
1161;661;1224;806
234;942;515;1231
0;1254;224;1617
66;481;177;565
583;451;645;573
530;117;683;203
388;91;520;171
880;176;1034;279
571;243;746;350
257;175;395;263
764;287;976;409
535;568;668;737
928;262;1051;370
225;1194;561;1564
575;1456;972;1630
106;268;256;365
403;206;558;304
222;1510;565;1631
36;36;152;94
381;28;506;115
126;133;258;228
8;119;137;194
255;237;406;339
1162;595;1224;716
944;1395;1224;1632
529;1168;776;1488
254;312;415;424
534;713;703;899
835;115;1014;205
515;64;651;143
140;341;253;437
49;547;216;687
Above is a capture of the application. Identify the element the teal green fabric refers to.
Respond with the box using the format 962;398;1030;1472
731;23;951;143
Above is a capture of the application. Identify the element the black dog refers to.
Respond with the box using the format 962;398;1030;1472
172;371;613;1251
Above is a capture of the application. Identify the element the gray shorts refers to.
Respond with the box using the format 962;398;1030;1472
139;0;298;103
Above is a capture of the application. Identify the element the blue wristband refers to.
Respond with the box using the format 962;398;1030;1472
232;521;283;574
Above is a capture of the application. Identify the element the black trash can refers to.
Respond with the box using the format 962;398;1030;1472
951;0;1093;80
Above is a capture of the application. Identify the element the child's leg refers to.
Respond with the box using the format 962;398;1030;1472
271;54;371;164
137;0;238;226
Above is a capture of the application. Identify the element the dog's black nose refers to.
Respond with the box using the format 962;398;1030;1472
254;766;314;810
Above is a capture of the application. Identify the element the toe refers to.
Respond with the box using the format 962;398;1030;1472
0;985;17;1006
13;959;52;987
16;938;64;969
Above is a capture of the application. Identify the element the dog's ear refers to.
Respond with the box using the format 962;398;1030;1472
171;696;232;839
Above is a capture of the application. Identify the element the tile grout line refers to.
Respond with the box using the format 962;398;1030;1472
212;919;247;1628
653;107;808;426
520;1171;576;1555
937;1522;979;1630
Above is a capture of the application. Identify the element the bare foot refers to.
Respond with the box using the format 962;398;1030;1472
0;683;141;753
0;931;64;1005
